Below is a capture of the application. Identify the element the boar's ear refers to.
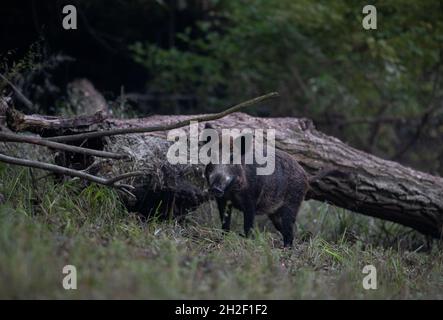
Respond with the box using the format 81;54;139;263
200;123;217;147
204;122;215;130
201;122;221;144
233;133;253;156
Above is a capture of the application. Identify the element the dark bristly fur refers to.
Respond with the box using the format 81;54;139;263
205;145;310;247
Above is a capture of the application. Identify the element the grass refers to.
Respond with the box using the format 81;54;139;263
0;164;442;299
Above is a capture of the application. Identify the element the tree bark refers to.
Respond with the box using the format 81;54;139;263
3;110;443;238
5;108;107;133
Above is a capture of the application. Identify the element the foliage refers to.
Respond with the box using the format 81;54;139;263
131;0;443;172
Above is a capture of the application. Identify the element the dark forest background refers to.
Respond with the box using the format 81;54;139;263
1;0;442;175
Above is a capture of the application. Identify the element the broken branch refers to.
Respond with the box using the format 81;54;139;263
6;108;108;133
0;152;142;190
0;131;128;159
46;92;279;142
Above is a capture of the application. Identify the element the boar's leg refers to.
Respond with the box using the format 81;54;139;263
222;203;233;231
242;200;256;238
269;213;283;233
216;199;233;231
277;206;297;247
216;198;227;230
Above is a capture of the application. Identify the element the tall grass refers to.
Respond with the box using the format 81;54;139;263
0;164;441;299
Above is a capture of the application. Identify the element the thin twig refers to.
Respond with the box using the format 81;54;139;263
0;131;128;159
106;171;145;184
0;152;143;190
47;92;279;142
0;72;33;109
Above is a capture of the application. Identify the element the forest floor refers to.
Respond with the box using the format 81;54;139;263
0;164;442;299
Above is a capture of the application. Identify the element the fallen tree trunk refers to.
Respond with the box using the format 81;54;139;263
3;110;443;238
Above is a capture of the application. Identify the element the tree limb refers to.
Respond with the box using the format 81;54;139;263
0;131;128;159
6;108;107;132
46;92;279;142
0;132;128;160
0;152;142;190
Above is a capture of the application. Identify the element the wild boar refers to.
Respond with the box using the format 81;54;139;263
205;142;337;247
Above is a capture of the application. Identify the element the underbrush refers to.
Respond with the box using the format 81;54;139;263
0;165;441;299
